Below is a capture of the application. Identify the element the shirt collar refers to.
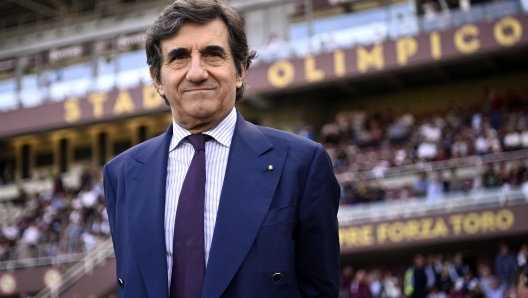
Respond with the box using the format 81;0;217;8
169;107;237;152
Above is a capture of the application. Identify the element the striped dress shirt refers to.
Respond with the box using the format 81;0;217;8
165;107;237;289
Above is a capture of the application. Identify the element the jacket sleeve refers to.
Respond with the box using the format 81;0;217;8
295;143;341;297
103;164;118;255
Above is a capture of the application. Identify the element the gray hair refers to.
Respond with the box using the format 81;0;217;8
146;0;257;102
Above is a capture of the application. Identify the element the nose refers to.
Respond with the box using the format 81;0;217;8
186;54;208;83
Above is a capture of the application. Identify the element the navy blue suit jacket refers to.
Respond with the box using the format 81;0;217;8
103;111;341;297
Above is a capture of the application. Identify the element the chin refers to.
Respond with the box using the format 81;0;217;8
186;106;219;120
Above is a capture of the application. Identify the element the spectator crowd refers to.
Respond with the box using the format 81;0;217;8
1;86;528;265
340;243;528;298
300;86;528;206
316;87;528;171
339;159;528;206
0;164;110;264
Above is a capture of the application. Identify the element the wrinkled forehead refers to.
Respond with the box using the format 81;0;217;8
161;19;230;53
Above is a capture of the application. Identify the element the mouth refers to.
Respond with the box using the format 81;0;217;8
184;88;215;93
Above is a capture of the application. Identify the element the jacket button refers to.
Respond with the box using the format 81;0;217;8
118;278;125;289
272;273;282;282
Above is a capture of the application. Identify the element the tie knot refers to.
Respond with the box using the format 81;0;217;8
186;134;210;151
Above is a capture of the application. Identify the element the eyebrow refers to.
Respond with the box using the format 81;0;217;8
166;47;189;62
165;45;228;62
202;45;227;56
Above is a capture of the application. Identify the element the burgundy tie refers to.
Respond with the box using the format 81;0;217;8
170;134;209;298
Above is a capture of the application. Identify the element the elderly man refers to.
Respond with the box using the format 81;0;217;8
103;0;341;297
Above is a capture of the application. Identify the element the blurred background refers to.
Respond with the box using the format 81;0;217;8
0;0;527;297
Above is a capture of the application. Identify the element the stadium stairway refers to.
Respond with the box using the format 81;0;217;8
59;258;116;298
34;238;116;298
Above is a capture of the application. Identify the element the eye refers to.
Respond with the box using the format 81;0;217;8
168;49;188;62
208;52;222;58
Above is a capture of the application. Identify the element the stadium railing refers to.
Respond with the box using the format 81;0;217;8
334;148;528;183
253;0;526;65
337;188;527;226
33;237;114;298
0;250;87;271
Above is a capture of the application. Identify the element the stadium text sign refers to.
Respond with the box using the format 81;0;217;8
0;85;169;138
247;15;528;93
1;15;528;138
62;85;166;124
339;204;528;254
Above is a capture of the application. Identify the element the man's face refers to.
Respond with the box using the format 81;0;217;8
414;255;424;267
515;274;528;298
152;18;244;133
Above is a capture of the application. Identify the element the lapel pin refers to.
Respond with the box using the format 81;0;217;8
267;165;274;171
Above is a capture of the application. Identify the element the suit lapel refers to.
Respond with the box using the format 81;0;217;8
202;113;289;298
125;125;172;298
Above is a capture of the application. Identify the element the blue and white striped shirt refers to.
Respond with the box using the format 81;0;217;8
165;107;237;288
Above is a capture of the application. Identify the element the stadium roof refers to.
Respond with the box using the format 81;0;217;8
0;0;159;37
0;0;302;38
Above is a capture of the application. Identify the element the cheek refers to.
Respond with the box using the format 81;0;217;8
162;67;184;85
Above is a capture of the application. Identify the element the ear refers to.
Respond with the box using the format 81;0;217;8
150;67;165;97
235;62;246;88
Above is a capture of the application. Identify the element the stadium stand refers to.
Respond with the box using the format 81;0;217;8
313;87;528;206
1;0;528;296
